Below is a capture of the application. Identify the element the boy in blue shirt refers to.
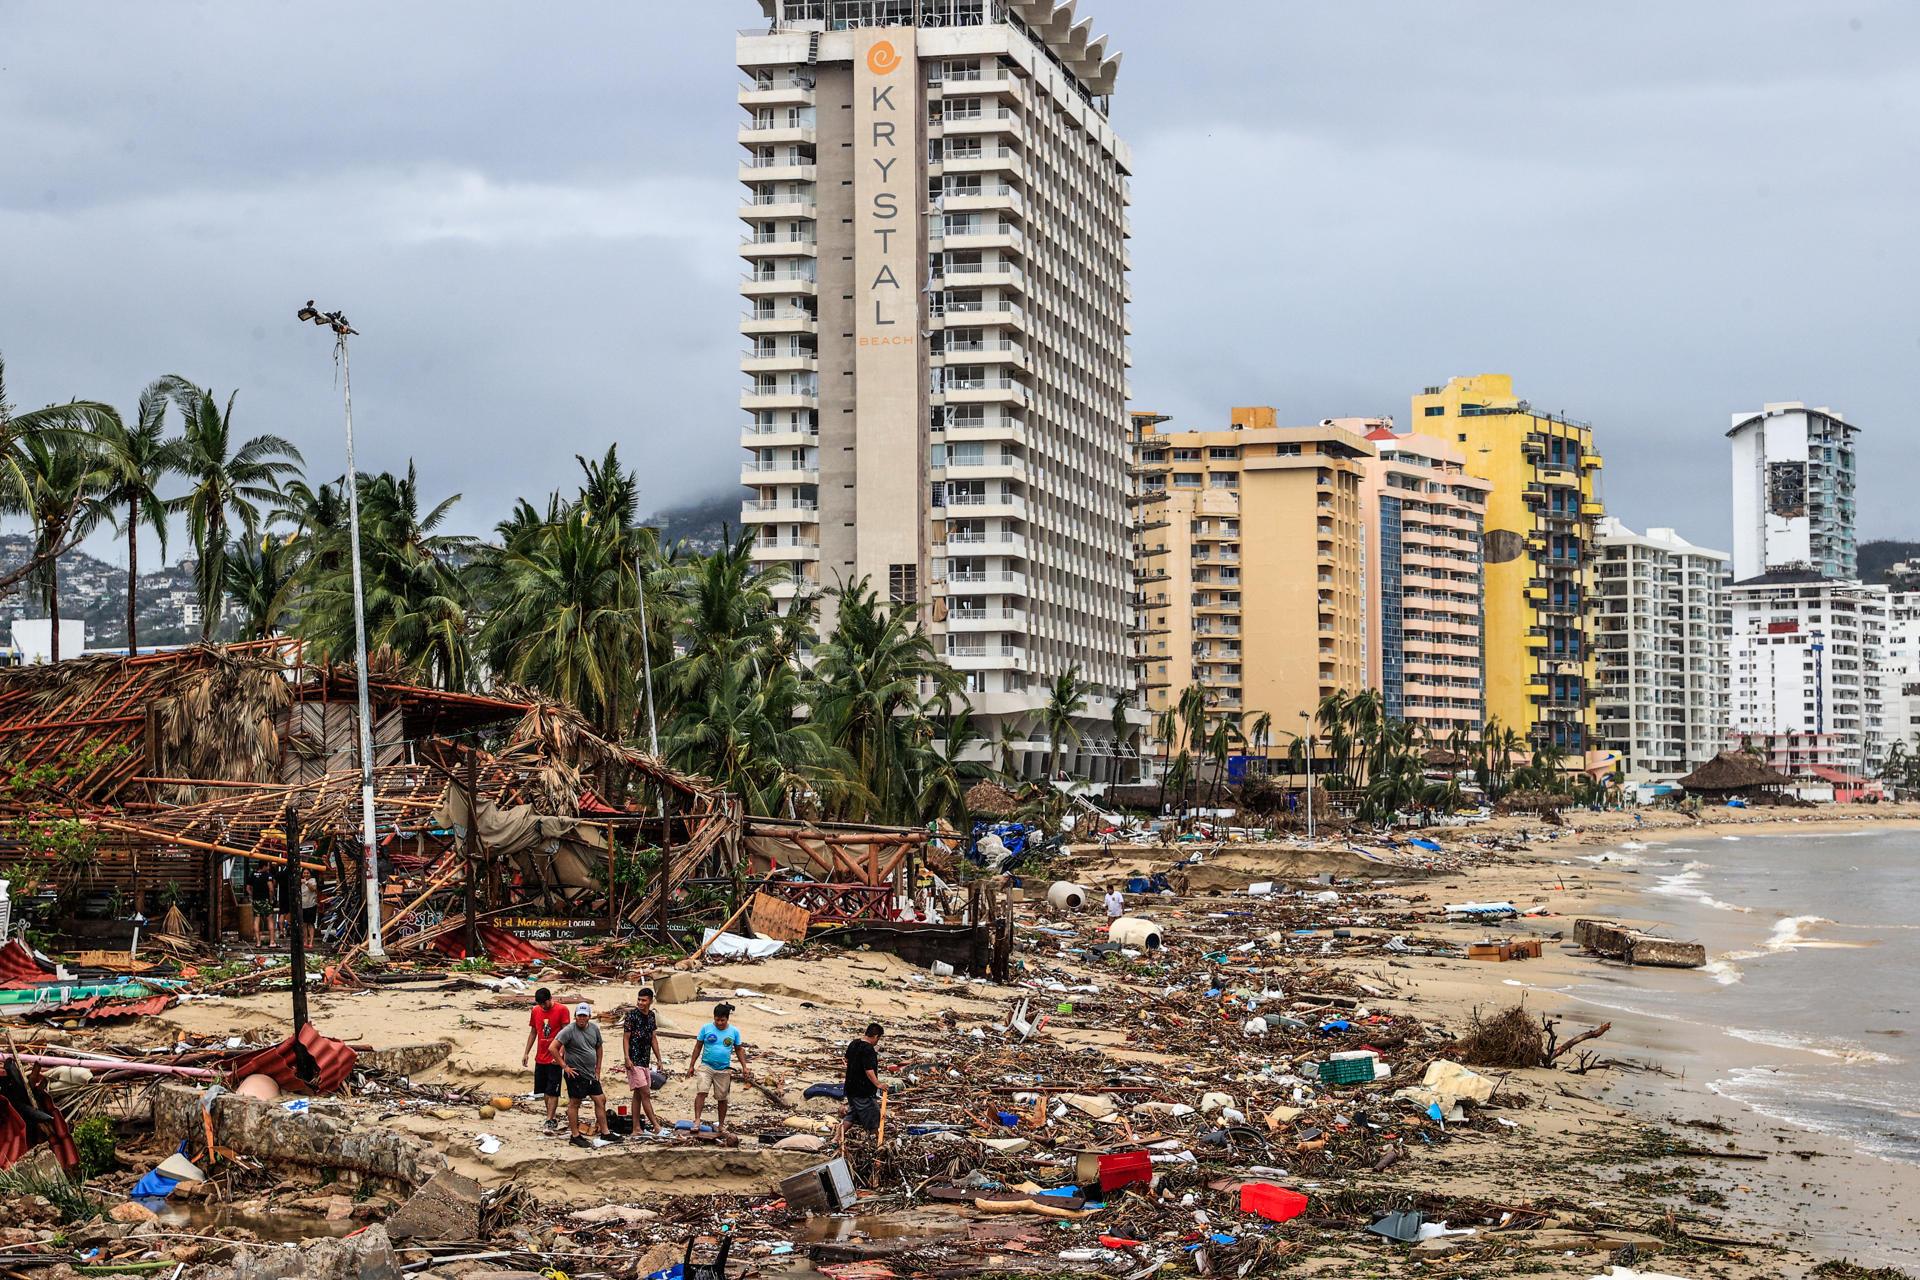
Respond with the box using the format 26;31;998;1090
687;1002;750;1133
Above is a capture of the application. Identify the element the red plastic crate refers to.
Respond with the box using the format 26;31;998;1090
1239;1182;1308;1222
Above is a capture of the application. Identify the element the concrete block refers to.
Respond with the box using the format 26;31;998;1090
1627;935;1707;968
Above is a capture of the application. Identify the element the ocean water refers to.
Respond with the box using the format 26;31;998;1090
1570;827;1920;1163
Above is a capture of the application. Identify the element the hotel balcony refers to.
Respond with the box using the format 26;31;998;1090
739;423;819;449
939;531;1029;560
939;108;1018;137
738;193;818;222
945;569;1030;597
740;273;818;298
939;185;1024;214
740;460;819;486
740;498;819;524
754;536;820;561
738;78;816;108
946;606;1029;633
741;350;818;374
737;159;817;184
739;232;818;261
739;387;818;411
736;122;816;147
740;308;818;336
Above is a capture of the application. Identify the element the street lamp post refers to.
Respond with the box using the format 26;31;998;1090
296;301;384;958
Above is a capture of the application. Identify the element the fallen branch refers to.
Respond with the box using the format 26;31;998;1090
1548;1020;1612;1061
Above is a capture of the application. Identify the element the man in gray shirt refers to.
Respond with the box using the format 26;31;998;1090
551;1003;618;1146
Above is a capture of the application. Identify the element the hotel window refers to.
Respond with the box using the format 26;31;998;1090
1173;473;1201;488
1209;473;1239;488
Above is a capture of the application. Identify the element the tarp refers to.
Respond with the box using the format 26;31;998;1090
432;782;609;893
698;929;784;960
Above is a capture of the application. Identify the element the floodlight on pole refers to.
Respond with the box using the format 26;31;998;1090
296;301;384;958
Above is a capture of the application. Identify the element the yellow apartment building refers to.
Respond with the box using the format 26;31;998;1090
1410;375;1603;753
1356;424;1490;740
1129;408;1373;757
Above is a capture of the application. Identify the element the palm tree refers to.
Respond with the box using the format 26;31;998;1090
0;354;121;598
161;378;304;640
297;465;473;688
810;579;964;823
93;381;184;654
225;532;300;640
1109;687;1135;783
1041;663;1087;781
478;506;643;735
18;434;114;661
1244;710;1274;775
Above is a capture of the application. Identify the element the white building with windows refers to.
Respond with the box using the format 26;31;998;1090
1592;520;1730;780
1727;574;1886;778
1727;402;1860;582
1879;591;1920;757
736;0;1139;778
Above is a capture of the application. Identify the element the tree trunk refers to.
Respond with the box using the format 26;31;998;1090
126;503;140;657
48;554;61;663
200;515;221;642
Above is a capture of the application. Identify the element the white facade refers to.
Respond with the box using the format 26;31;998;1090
736;1;1138;778
1879;591;1920;756
1727;576;1886;776
8;619;84;665
1726;402;1859;583
1592;519;1730;779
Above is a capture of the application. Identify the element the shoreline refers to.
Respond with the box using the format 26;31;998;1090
1402;820;1920;1268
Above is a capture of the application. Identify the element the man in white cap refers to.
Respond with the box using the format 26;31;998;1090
551;1003;617;1146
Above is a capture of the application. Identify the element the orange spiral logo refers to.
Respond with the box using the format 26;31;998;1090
866;39;902;75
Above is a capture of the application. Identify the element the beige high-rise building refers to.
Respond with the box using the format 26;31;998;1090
1356;425;1489;740
1130;409;1373;756
737;1;1136;779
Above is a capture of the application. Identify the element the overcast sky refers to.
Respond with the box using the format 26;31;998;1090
3;1;1915;567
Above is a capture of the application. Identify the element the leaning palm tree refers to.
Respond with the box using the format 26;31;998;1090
93;381;185;655
0;354;122;597
1040;663;1088;781
18;434;114;662
161;378;304;640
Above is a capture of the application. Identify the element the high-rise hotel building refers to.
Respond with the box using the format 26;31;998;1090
736;1;1136;777
1412;375;1604;754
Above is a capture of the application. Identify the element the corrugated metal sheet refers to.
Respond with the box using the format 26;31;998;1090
226;1023;357;1094
0;939;51;985
431;924;551;966
0;1094;26;1169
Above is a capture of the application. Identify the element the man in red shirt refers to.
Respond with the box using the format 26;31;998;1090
520;987;570;1132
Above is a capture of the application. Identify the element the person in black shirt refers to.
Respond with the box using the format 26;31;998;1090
246;865;279;948
621;988;665;1136
842;1022;883;1137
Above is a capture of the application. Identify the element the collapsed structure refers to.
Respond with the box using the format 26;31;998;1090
0;641;946;961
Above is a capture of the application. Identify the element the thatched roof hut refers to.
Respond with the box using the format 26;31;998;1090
1679;751;1796;798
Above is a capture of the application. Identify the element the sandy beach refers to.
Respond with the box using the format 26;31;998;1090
52;802;1892;1276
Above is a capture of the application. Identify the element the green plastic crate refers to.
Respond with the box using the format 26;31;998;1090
1317;1057;1375;1086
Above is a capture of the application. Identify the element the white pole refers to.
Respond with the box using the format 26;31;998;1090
335;334;384;958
